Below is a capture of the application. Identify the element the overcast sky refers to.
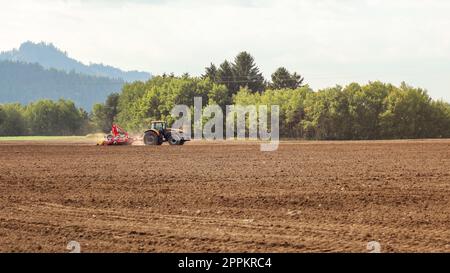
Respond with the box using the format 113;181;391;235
1;0;449;101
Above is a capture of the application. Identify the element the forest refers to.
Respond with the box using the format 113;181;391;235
0;61;124;110
1;52;450;139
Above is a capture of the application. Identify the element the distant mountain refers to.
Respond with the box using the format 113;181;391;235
0;41;151;82
0;61;124;110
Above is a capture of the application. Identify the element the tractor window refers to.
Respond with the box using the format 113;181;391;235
153;123;164;131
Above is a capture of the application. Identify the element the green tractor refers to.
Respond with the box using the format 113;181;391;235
143;121;190;146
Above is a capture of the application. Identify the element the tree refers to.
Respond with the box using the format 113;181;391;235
270;67;304;89
55;99;84;135
232;86;312;138
216;60;238;97
77;108;91;135
105;93;120;127
91;93;120;133
26;100;60;135
428;100;450;137
205;52;265;96
122;76;227;130
344;82;390;139
232;52;265;93
379;83;434;139
117;81;148;130
24;99;85;135
202;63;218;81
0;106;5;127
91;103;108;133
208;83;231;110
302;86;354;140
0;104;27;136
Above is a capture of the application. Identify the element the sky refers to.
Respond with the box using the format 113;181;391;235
1;0;449;101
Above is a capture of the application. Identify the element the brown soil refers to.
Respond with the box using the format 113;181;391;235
0;140;449;253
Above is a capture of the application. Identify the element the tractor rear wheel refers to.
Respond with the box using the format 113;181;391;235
144;131;160;145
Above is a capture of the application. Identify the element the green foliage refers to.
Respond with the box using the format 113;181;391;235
428;100;450;137
115;76;228;131
234;86;312;138
300;81;450;140
25;99;88;136
116;81;148;131
0;106;5;128
301;86;353;140
0;99;88;136
301;82;392;140
208;84;231;109
91;93;120;133
379;83;436;139
344;82;390;139
91;104;108;133
0;104;27;136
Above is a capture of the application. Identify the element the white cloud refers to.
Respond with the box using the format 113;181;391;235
1;0;449;100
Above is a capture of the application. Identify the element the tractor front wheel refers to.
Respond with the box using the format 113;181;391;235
168;136;180;145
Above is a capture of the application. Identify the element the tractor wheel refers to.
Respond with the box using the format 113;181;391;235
180;140;185;145
168;136;180;145
144;131;159;145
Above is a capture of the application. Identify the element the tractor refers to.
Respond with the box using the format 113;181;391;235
143;121;189;145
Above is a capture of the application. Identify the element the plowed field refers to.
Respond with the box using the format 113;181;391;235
0;140;449;252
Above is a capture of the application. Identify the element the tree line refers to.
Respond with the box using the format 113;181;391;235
90;52;450;140
1;51;449;139
0;99;90;136
234;82;450;139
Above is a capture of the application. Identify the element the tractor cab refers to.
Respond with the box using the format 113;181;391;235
151;121;167;133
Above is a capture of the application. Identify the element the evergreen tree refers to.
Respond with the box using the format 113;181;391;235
202;63;218;81
232;52;265;93
270;67;304;89
217;60;238;96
